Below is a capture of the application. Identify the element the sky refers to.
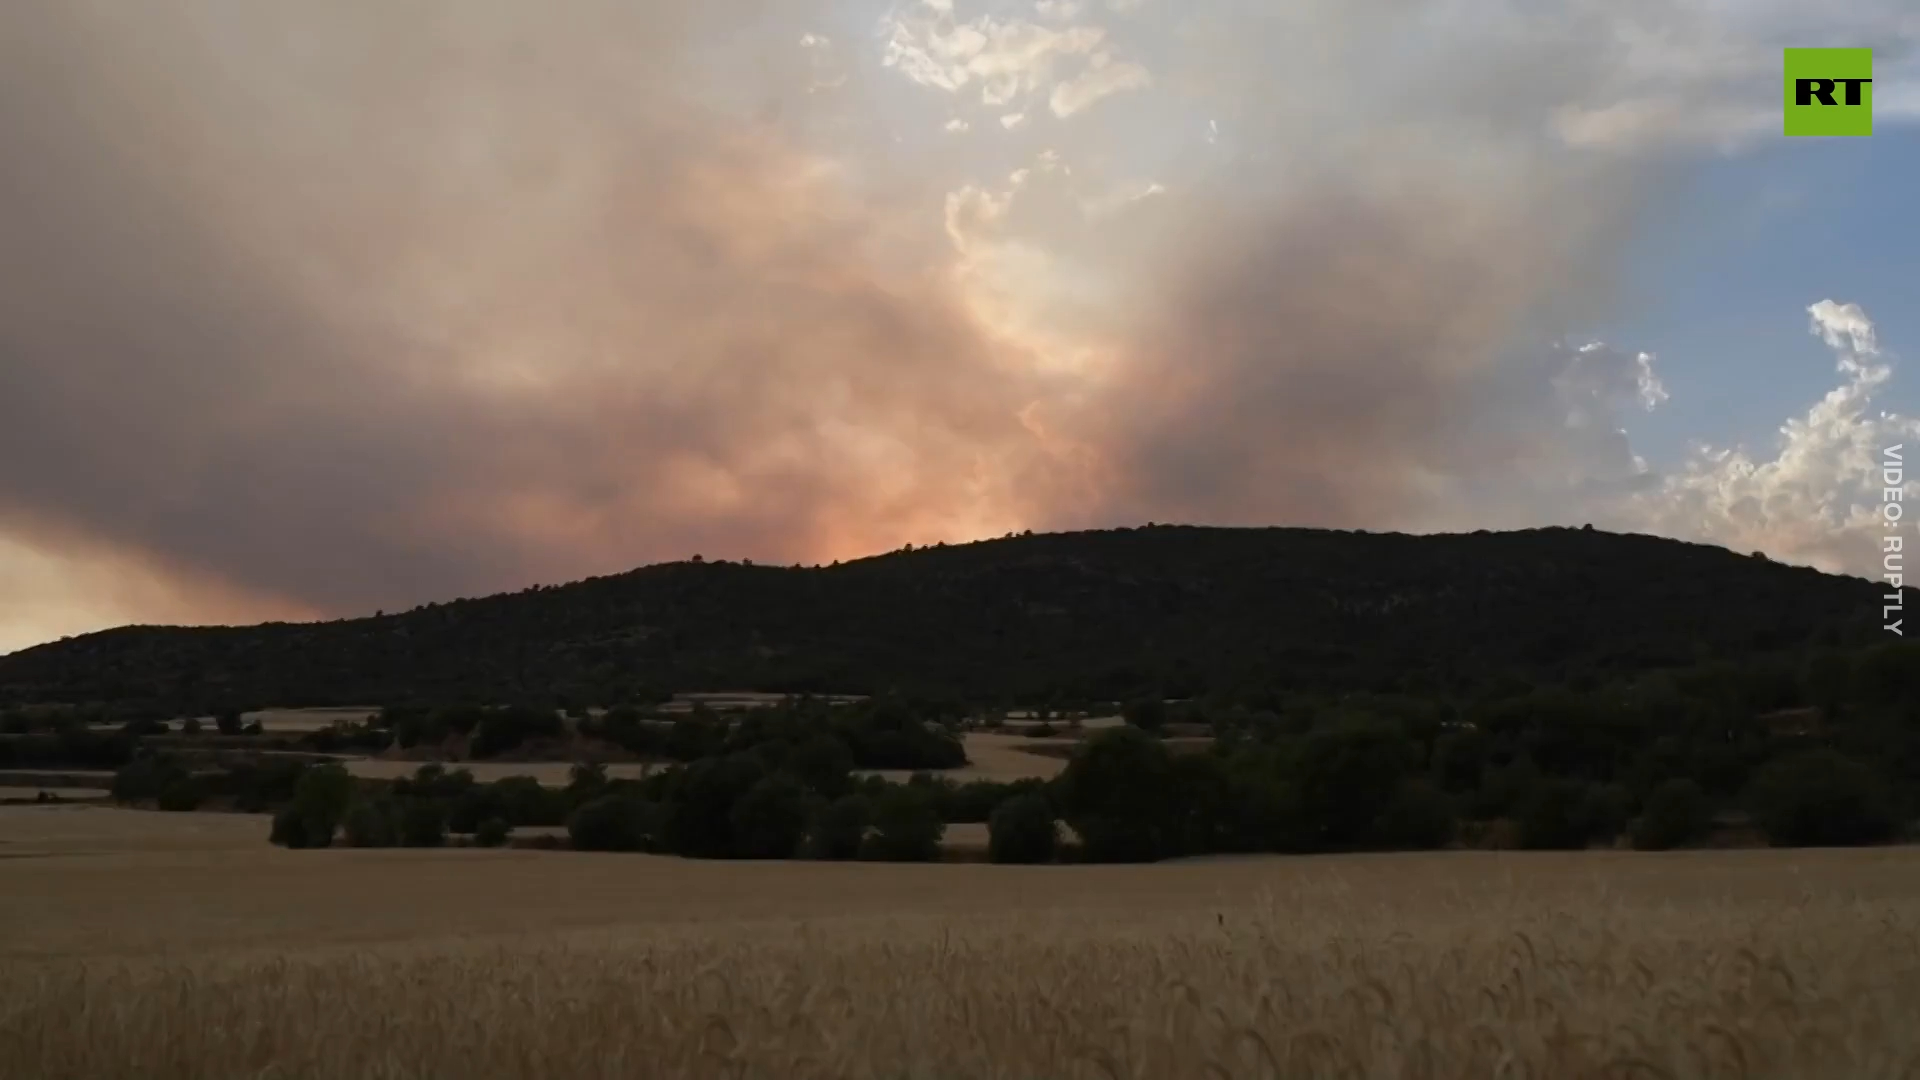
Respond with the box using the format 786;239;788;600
2;0;1918;654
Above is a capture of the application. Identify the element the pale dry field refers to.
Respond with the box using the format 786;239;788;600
3;804;1919;1079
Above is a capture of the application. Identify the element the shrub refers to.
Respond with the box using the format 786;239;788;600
215;710;244;736
1748;749;1898;848
474;816;512;848
987;794;1058;864
1632;778;1713;851
862;787;944;862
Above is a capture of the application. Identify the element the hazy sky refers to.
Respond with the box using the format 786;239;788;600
3;0;1918;653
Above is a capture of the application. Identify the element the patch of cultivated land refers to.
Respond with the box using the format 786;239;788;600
3;804;1918;1078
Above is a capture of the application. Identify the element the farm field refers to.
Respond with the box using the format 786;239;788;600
3;803;1918;1078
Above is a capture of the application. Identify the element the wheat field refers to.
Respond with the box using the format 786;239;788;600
3;804;1919;1079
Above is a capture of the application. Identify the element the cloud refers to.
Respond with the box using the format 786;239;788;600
880;0;1139;119
1049;54;1152;117
3;0;1918;652
1607;302;1920;577
0;0;1051;637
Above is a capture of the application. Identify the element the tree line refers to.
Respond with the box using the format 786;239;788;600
89;637;1920;861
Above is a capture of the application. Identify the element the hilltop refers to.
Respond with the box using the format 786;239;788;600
0;525;1904;708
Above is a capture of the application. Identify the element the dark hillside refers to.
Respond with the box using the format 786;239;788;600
0;525;1907;708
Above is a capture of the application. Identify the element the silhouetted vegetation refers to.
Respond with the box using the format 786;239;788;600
987;794;1058;864
14;526;1920;862
4;526;1907;708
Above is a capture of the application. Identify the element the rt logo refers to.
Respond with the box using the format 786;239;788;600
1784;48;1873;136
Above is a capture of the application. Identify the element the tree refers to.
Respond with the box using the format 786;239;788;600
567;794;650;852
288;763;354;849
1293;721;1416;850
399;799;449;847
1747;749;1898;847
660;754;766;858
987;793;1058;864
474;816;512;848
344;800;399;847
863;787;944;862
215;709;245;736
270;806;313;848
156;776;206;812
788;734;857;800
1631;778;1713;851
1371;779;1456;850
181;716;203;736
1516;779;1594;850
808;794;870;860
1057;726;1182;862
729;772;810;859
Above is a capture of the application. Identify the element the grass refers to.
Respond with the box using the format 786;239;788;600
3;805;1919;1078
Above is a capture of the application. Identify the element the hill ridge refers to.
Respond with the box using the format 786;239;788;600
1;524;1908;707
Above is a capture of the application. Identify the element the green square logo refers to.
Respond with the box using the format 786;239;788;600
1784;48;1873;136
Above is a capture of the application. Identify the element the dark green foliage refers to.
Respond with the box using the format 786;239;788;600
1516;779;1622;850
344;799;399;847
111;754;190;804
729;772;810;859
1747;749;1898;847
1579;783;1635;845
1056;726;1182;862
1293;721;1415;850
399;799;449;848
1632;778;1713;850
987;793;1058;864
277;762;353;849
567;794;651;852
155;775;206;812
270;806;314;848
6;526;1903;709
862;787;944;862
1372;780;1456;850
807;794;870;860
475;816;512;848
659;755;767;858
